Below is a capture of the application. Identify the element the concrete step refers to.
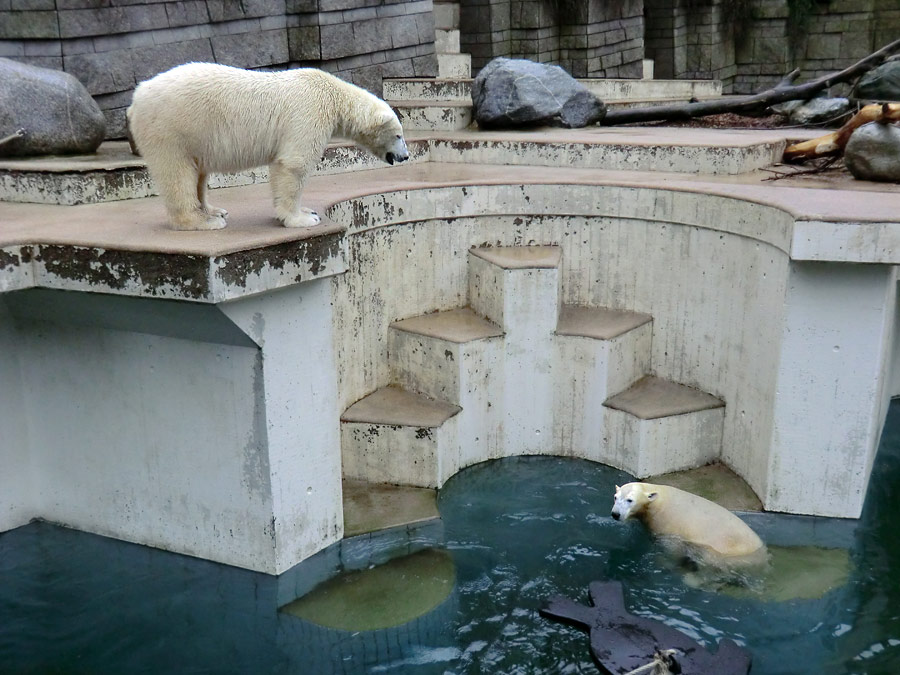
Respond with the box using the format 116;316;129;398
603;375;725;478
437;53;471;79
467;246;560;455
383;77;722;104
384;78;471;102
554;306;653;461
389;307;504;468
392;100;473;131
340;386;460;488
435;28;460;54
342;479;439;537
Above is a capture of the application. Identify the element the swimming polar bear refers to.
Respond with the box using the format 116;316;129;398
611;482;767;569
127;63;409;230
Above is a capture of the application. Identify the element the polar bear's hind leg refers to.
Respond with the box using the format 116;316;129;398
197;172;228;219
147;153;226;230
269;160;321;228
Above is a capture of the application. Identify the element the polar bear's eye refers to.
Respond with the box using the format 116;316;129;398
396;134;401;139
626;498;633;504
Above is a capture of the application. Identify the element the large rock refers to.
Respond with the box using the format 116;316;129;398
0;58;106;157
788;97;853;127
844;122;900;182
472;57;606;129
853;59;900;102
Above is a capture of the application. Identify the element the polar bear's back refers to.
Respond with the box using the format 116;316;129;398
644;484;764;558
128;63;336;173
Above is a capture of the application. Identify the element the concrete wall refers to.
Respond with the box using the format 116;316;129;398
0;300;33;532
460;0;644;77
0;0;438;138
328;184;793;506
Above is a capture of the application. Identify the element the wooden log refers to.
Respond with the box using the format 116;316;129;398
600;39;900;126
783;103;900;163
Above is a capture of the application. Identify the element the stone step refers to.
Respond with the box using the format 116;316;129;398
435;28;460;54
554;306;653;461
437;53;471;79
383;78;471;102
391;96;722;131
467;246;560;456
382;77;722;103
392;100;473;131
340;386;460;488
603;375;725;478
342;479;439;537
389;307;504;469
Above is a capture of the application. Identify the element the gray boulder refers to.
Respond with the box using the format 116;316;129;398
788;97;853;127
472;57;606;129
844;122;900;182
0;57;106;157
853;59;900;102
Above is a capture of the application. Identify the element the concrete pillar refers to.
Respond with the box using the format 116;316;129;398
3;281;342;574
766;262;898;518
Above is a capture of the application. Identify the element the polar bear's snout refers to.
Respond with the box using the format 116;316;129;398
386;135;409;165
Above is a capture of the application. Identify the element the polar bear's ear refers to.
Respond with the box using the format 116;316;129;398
647;492;658;501
614;485;621;494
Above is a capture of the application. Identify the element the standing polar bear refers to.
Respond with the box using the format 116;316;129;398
611;482;767;567
127;63;409;230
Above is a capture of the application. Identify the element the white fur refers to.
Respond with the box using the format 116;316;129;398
127;63;409;231
611;482;766;561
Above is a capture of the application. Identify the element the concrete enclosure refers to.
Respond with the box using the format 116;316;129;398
1;132;898;573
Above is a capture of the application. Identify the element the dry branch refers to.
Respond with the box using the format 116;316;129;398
783;103;900;163
600;38;900;126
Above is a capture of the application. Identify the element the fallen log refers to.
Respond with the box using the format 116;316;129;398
783;102;900;163
600;38;900;126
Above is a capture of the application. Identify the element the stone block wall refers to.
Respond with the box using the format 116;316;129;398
0;0;437;138
461;0;644;78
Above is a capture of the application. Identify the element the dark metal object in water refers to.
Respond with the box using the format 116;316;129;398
540;581;751;675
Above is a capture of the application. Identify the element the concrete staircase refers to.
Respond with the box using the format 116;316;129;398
341;245;725;488
386;75;724;131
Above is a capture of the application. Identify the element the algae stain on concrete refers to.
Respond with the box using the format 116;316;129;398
280;548;455;631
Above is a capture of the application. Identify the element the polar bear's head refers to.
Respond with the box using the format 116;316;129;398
611;483;657;521
359;103;409;166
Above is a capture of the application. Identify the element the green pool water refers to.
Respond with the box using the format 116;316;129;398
4;402;900;673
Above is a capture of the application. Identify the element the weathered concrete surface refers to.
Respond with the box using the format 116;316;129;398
556;305;652;340
342;480;438;537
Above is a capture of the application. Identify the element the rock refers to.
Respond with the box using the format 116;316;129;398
472;57;606;129
844;121;900;182
788;97;853;127
0;57;106;157
853;59;900;102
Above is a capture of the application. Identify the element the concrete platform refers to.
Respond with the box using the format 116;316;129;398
557;305;653;340
341;386;460;428
469;245;561;269
604;376;725;420
650;463;763;512
391;307;503;343
342;479;439;537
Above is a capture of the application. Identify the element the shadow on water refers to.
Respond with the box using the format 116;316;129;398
4;401;900;673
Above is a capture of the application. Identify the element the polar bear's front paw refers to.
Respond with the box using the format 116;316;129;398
206;205;228;218
282;208;321;228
